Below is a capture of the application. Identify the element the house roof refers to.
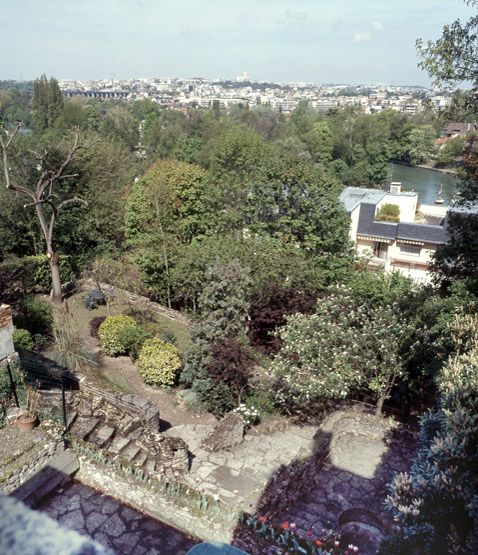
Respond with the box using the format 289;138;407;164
340;187;386;213
356;203;448;244
357;203;398;240
397;222;448;244
445;122;477;135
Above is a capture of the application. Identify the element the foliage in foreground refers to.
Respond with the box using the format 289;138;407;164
381;312;478;554
12;328;34;351
137;338;182;388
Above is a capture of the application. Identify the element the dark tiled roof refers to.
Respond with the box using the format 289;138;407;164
357;203;398;239
357;203;448;244
397;223;448;244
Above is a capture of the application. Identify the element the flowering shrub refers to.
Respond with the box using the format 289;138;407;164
98;315;145;357
271;289;409;415
137;338;182;387
233;403;260;426
244;514;359;554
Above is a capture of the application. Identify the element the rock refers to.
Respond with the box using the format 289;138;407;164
89;425;115;448
201;412;245;452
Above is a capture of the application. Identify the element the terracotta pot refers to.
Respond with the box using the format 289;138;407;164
16;414;37;432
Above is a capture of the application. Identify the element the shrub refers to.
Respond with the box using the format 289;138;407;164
271;290;410;416
98;315;141;357
161;329;177;345
53;310;97;372
137;338;182;387
119;324;150;361
375;203;400;222
12;328;34;351
248;284;318;354
89;316;106;338
205;338;254;405
13;296;53;335
381;312;478;554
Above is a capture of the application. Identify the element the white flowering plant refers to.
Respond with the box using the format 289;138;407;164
233;403;260;426
270;287;411;416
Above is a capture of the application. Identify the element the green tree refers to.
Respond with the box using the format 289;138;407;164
181;259;251;413
403;125;436;165
125;159;213;305
32;75;64;130
303;121;333;163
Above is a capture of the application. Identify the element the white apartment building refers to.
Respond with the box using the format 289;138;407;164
340;183;449;282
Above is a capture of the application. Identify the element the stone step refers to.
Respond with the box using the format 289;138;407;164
134;450;148;466
120;443;141;462
11;450;79;508
108;435;130;454
145;458;156;473
69;416;100;440
88;424;115;448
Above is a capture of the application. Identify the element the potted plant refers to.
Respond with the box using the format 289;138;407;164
17;385;41;432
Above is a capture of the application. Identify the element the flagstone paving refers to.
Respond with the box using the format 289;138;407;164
37;479;199;555
164;423;318;511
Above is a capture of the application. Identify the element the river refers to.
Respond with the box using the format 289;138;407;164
389;163;458;206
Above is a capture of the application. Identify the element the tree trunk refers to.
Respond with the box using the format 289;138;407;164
375;395;385;417
49;252;63;304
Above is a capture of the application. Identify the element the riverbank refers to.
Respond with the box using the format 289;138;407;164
392;160;457;176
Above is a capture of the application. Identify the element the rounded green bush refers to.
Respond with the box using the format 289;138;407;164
98;315;140;357
13;328;34;351
137;338;182;387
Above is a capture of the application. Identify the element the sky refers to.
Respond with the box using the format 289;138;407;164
0;0;475;85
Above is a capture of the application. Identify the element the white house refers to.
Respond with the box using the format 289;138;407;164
340;183;449;282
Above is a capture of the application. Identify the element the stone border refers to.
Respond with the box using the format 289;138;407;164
0;423;64;494
80;279;192;327
75;450;242;544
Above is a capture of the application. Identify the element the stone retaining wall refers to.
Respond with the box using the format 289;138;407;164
77;457;241;544
0;424;64;494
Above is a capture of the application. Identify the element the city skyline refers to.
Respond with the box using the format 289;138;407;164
0;0;474;85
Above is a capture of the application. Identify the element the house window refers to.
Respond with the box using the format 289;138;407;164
399;244;421;256
373;241;388;259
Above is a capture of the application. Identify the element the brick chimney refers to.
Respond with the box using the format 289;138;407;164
0;304;15;358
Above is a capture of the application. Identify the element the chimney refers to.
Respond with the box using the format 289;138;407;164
390;182;402;194
0;304;15;358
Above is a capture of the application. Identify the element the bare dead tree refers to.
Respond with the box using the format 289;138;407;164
0;123;87;303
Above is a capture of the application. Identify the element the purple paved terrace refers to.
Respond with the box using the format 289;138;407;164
37;479;199;555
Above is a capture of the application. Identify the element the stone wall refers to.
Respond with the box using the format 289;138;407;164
0;304;15;359
0;424;64;494
77;458;240;544
80;279;192;327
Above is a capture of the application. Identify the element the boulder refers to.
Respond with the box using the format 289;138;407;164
201;412;245;452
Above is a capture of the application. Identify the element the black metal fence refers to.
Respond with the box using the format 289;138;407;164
0;354;79;436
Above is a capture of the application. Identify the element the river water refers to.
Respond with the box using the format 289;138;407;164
389;163;458;206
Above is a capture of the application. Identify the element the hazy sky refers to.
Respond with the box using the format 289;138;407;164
0;0;474;84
